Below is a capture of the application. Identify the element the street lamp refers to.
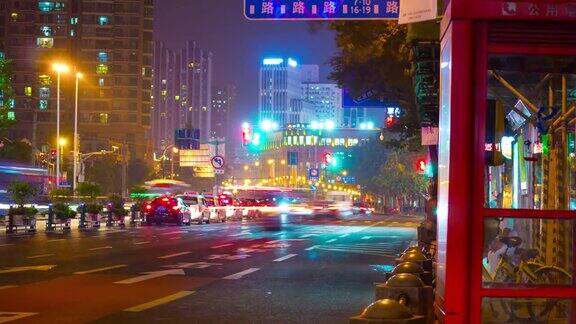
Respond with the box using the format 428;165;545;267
171;147;179;179
53;63;69;187
73;71;82;193
58;138;66;180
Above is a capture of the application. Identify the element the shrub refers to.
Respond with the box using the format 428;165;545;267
76;182;102;202
49;188;73;203
7;181;38;207
9;206;38;218
85;203;103;215
51;202;76;220
107;194;127;216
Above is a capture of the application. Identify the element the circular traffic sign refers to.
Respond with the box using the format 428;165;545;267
309;168;319;177
211;155;225;169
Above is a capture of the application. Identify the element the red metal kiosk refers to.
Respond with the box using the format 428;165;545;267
438;0;576;322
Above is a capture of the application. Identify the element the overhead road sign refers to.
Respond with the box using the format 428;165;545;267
245;0;400;20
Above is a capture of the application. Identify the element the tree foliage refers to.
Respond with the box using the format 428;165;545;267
76;182;102;201
85;155;122;194
374;152;428;207
0;140;32;162
127;158;151;187
0;58;15;132
349;137;389;192
329;21;420;150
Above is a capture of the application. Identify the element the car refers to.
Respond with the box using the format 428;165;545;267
177;193;209;224
143;196;192;226
203;194;226;223
353;202;374;215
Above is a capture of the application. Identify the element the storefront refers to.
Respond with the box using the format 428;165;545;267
438;1;576;322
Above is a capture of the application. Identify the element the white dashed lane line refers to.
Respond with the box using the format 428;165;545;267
158;252;191;259
74;264;127;275
211;243;233;249
326;239;337;243
27;253;55;259
273;254;297;262
134;241;150;245
339;234;350;238
223;268;260;280
89;246;113;251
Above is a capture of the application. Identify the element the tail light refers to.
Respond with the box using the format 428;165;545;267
172;206;180;211
161;197;169;202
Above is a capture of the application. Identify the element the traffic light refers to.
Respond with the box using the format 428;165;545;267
50;149;57;161
416;158;427;174
385;115;396;128
323;152;333;164
241;123;252;146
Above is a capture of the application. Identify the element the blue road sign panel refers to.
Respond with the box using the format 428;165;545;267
342;88;398;108
308;168;320;181
245;0;400;20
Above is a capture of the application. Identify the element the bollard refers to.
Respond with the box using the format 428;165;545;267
396;249;432;272
385;262;433;286
79;204;87;229
374;274;434;324
350;299;426;323
46;204;54;231
106;205;113;227
6;206;15;234
130;204;137;226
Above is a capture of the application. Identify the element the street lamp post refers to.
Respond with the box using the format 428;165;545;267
53;63;69;188
72;72;82;193
171;147;179;179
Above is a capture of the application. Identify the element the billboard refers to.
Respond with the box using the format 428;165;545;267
342;88;398;108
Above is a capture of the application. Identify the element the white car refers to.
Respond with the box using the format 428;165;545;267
176;194;208;224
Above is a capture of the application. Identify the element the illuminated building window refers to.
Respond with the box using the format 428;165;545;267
174;95;180;101
7;111;15;121
24;86;32;97
96;64;108;75
98;16;109;25
36;38;54;48
39;100;48;110
38;75;51;86
161;79;166;85
39;87;50;99
69;29;75;37
8;99;15;109
54;2;65;10
98;78;105;87
38;2;55;12
10;12;18;22
70;17;79;25
0;52;4;59
97;52;108;62
99;113;109;124
40;26;52;37
161;90;167;96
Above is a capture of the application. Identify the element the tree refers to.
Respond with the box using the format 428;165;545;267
374;152;428;209
329;21;421;151
85;155;122;194
127;158;151;187
0;140;33;162
129;185;149;204
0;57;15;132
76;182;102;202
349;137;389;193
7;181;38;207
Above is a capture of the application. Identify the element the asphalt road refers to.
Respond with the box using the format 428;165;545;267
0;213;420;324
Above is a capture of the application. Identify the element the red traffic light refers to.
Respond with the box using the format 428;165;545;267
323;152;333;164
241;127;252;146
50;149;57;156
416;158;427;173
385;116;396;128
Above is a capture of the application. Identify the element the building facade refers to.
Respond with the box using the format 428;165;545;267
342;107;368;128
259;57;303;126
301;83;343;126
210;85;235;139
152;40;213;154
0;0;154;160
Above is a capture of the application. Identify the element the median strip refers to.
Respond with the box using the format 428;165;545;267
223;268;260;280
158;252;191;259
273;254;297;262
123;291;194;312
74;264;127;275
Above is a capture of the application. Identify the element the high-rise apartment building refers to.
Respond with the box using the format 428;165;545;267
300;64;319;83
152;41;213;154
259;57;303;126
210;85;235;139
0;0;154;160
301;83;343;126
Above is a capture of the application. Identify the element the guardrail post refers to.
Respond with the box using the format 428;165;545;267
374;274;434;323
79;204;87;229
130;204;137;225
106;205;113;227
46;204;54;232
350;298;426;323
6;206;15;234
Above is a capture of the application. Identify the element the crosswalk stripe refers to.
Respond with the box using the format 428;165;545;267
273;254;297;262
124;291;194;312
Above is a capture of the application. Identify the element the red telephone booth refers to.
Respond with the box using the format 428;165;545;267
438;0;576;322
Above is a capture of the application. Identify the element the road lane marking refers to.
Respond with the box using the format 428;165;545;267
364;221;371;224
169;236;180;240
0;244;14;247
162;231;186;236
211;243;233;249
0;265;56;274
0;312;37;322
273;254;297;262
361;236;371;240
299;234;314;238
46;239;66;243
305;245;317;251
74;264;127;275
116;269;185;284
339;234;350;238
27;253;55;259
134;241;150;245
158;252;191;259
124;291;194;312
326;239;337;243
273;232;284;236
223;268;260;280
89;246;113;251
229;232;250;237
0;285;18;290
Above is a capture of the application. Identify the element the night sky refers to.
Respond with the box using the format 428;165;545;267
154;0;338;128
